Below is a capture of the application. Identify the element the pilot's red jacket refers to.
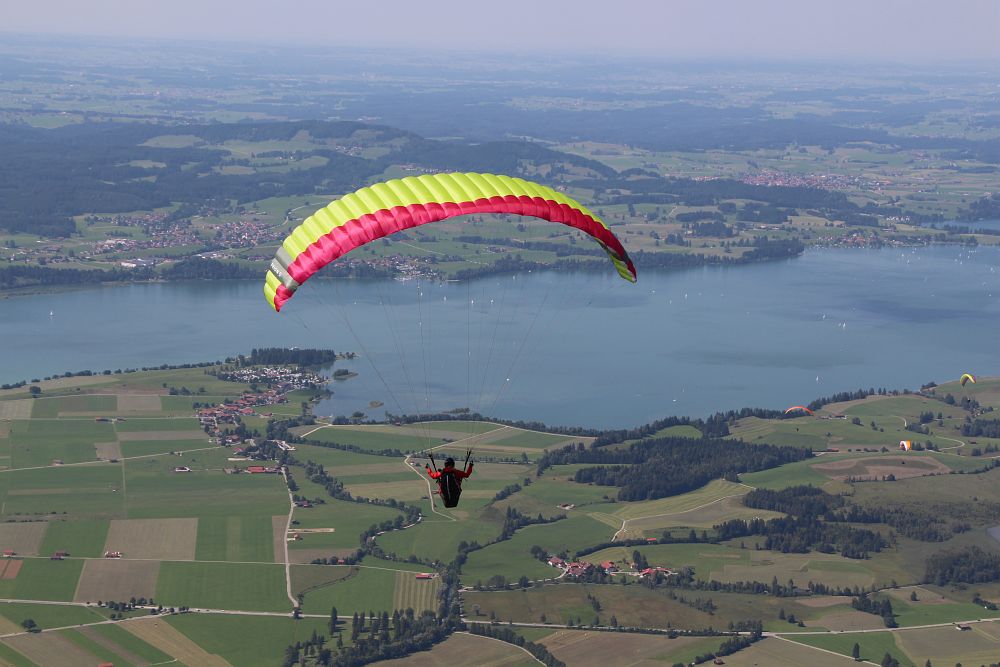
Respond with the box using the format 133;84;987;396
426;463;473;485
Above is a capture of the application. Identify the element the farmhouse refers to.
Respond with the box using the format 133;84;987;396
1;550;13;558
246;466;280;474
547;556;565;568
415;573;435;579
51;551;67;560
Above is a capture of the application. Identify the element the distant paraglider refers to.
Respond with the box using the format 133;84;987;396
960;373;976;387
784;406;814;416
899;440;912;451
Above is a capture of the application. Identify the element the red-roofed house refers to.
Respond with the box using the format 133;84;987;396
600;561;616;573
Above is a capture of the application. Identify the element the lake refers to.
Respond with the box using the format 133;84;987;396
2;245;999;428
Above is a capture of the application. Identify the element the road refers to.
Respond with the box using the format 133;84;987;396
280;467;299;609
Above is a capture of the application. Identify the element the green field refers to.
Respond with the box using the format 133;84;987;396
38;520;109;558
119;437;212;458
296;426;432;453
195;515;276;562
9;419;112;468
29;395;117;418
0;559;84;602
168;613;340;667
2;464;125;519
294;565;396;614
786;632;913;667
124;458;288;519
466;582;718;629
0;601;104;630
461;515;613;583
156;561;289;612
114;417;202;432
378;516;502;564
87;622;175;663
290;489;404;551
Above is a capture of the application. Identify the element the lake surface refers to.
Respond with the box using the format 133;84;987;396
3;245;999;428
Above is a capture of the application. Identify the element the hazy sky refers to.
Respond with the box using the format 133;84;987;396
5;0;999;62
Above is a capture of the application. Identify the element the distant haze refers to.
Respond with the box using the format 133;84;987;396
4;0;999;63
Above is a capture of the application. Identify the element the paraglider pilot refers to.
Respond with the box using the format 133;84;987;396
426;450;474;508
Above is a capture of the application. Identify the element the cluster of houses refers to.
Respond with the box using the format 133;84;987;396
206;219;283;249
90;215;203;257
196;367;327;437
546;555;674;579
738;169;885;192
213;365;326;390
197;390;288;432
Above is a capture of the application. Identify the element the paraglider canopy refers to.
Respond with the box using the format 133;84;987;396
960;373;976;387
899;440;912;451
784;405;814;416
265;172;637;312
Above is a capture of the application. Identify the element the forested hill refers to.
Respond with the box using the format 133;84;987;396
0;120;612;237
539;436;811;501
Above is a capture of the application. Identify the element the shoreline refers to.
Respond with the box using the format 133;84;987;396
0;239;981;302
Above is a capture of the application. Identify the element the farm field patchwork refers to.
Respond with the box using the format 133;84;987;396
84;622;174;664
126;616;233;667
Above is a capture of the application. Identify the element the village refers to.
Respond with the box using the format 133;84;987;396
738;168;887;192
544;552;675;580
